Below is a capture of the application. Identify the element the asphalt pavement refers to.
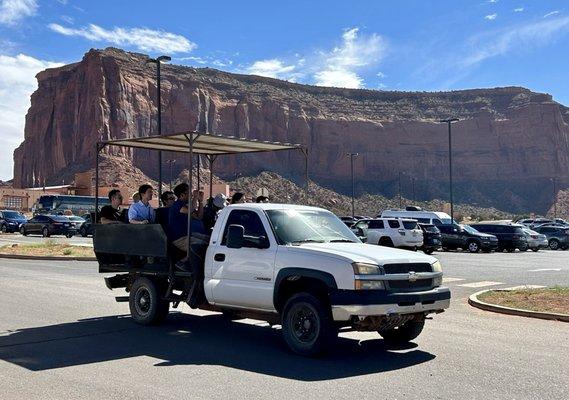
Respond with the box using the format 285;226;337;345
0;251;568;399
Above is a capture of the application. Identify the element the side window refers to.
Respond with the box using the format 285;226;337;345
356;221;369;230
368;220;384;229
432;219;442;226
417;218;430;224
438;225;450;234
222;210;268;246
35;215;48;222
388;219;400;229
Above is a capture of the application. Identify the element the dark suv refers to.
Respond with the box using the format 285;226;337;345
79;213;95;237
534;225;569;250
418;223;442;254
20;215;76;237
438;224;499;253
469;223;527;252
0;210;28;233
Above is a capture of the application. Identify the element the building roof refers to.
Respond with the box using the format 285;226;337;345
102;131;304;155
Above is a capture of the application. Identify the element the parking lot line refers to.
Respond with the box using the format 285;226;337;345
458;281;504;288
443;277;465;283
528;268;562;272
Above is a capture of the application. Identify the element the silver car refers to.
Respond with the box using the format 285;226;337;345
522;228;548;252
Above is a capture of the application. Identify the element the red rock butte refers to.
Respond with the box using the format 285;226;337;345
13;47;569;213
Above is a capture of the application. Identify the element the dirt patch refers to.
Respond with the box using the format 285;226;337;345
0;241;95;258
479;287;569;315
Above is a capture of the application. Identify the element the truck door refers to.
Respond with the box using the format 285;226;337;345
208;209;277;310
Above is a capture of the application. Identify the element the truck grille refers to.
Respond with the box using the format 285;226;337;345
388;278;433;291
382;263;432;274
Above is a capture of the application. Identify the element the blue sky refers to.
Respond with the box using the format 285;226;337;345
1;0;568;180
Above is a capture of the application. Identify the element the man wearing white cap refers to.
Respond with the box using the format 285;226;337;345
202;193;228;231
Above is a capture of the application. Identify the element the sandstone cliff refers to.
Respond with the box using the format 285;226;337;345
13;47;569;213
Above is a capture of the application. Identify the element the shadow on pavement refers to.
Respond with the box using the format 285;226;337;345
0;312;436;381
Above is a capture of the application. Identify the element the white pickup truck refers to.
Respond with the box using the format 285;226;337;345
97;203;451;356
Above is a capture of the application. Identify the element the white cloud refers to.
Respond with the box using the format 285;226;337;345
461;16;569;69
514;7;524;12
60;15;74;24
544;11;560;18
485;14;498;20
247;59;298;80
376;71;386;78
244;27;386;88
0;0;37;25
0;54;63;180
48;23;196;54
488;0;499;3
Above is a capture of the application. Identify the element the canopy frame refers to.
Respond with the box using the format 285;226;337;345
94;131;308;285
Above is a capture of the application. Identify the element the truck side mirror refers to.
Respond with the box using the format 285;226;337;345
227;224;244;249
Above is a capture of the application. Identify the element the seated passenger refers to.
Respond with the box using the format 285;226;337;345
100;189;126;224
256;195;269;203
202;193;228;231
128;184;155;224
168;183;207;253
155;190;175;228
231;192;245;204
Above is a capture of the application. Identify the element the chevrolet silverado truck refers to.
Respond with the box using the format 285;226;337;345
96;203;450;356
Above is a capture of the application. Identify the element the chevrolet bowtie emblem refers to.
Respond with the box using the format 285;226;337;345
408;271;417;282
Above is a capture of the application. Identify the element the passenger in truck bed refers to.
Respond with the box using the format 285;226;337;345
100;189;127;224
128;184;155;224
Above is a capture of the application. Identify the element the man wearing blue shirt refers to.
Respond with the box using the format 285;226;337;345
128;184;156;224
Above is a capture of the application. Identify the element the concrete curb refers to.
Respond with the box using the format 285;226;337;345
0;253;96;262
469;289;569;323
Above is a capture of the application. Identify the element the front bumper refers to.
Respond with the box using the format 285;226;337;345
480;240;499;250
330;286;451;321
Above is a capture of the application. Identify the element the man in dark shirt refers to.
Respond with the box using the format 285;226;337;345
168;183;206;249
100;189;126;224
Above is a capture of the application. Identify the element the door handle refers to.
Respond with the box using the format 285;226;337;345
214;253;225;262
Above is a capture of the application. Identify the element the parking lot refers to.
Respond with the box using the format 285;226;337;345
0;247;567;399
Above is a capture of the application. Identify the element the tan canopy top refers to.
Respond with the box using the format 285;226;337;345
102;131;304;155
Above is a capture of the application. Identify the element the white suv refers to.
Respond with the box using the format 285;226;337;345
351;218;424;249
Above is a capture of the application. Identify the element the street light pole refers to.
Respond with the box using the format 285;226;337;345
551;177;557;218
165;159;176;190
346;153;359;218
147;55;171;205
439;118;459;222
398;171;403;209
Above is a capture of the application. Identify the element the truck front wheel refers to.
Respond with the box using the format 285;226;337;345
378;318;425;346
129;277;169;325
282;293;337;356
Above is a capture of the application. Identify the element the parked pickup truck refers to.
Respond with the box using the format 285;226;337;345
96;204;450;356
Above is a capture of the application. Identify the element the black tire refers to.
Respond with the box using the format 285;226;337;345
1;224;7;234
423;248;434;255
506;247;515;253
531;248;539;252
42;227;50;237
129;277;169;325
549;239;560;251
20;226;27;236
378;237;394;247
282;293;337;356
66;232;74;238
80;226;87;237
221;309;240;321
379;318;425;346
467;240;480;253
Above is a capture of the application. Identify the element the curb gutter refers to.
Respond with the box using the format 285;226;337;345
0;254;96;262
469;289;569;323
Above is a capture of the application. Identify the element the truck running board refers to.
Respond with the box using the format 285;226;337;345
115;296;129;302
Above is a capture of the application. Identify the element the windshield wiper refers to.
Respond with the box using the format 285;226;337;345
329;239;356;243
289;239;326;245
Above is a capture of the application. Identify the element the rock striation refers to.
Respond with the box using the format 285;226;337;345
13;47;569;213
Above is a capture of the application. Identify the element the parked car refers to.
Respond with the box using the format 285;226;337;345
0;210;28;233
533;225;569;250
438;224;499;253
351;218;423;250
469;223;528;252
530;218;554;229
418;223;442;254
67;215;85;230
521;228;548;252
340;216;360;227
20;215;76;238
380;209;454;226
79;213;95;237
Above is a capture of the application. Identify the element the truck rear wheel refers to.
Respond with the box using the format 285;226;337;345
378;318;425;346
282;293;337;356
129;277;169;325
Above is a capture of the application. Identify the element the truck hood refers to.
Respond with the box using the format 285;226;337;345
287;242;437;266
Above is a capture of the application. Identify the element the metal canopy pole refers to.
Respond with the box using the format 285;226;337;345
206;155;218;201
94;143;106;223
196;155;200;192
184;133;199;257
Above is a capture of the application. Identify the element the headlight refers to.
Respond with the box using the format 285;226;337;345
352;262;381;275
431;260;443;273
355;280;385;290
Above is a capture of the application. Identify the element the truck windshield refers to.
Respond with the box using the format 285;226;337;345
266;209;360;245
